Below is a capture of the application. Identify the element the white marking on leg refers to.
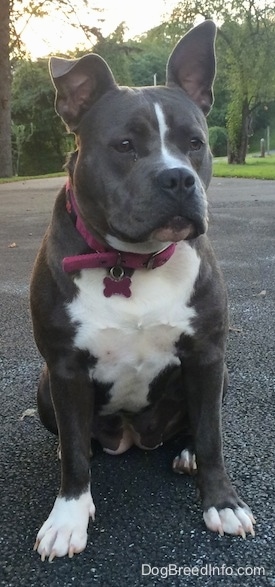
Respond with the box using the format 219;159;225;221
234;506;256;534
34;486;95;560
203;506;255;538
203;506;224;535
172;448;197;475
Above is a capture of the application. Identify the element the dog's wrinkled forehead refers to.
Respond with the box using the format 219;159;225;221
78;84;207;145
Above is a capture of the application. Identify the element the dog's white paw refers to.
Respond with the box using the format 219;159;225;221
203;505;256;538
34;489;95;561
172;449;197;475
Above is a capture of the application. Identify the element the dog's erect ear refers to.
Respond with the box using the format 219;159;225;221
49;54;117;131
166;20;216;115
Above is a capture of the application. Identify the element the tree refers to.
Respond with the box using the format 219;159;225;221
214;4;275;163
128;32;169;87
10;23;142;176
11;59;72;175
12;121;34;176
0;0;105;178
163;0;275;163
0;0;12;177
92;23;135;85
0;0;47;177
126;19;192;87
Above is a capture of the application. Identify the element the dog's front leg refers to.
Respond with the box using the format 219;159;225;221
175;360;255;538
34;370;95;561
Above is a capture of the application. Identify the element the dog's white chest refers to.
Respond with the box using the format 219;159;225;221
66;242;200;414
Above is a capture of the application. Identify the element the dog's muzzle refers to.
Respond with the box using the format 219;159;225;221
151;167;208;242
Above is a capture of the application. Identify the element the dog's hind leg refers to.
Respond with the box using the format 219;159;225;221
103;427;134;455
37;364;58;435
172;435;197;475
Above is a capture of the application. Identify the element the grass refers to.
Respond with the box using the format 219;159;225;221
213;154;275;180
1;155;274;183
0;171;65;184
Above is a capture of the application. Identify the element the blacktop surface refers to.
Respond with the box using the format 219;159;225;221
0;176;274;586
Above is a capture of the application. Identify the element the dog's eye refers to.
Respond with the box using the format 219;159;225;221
190;138;203;151
115;139;134;153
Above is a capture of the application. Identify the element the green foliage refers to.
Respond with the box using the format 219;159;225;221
9;0;275;175
249;102;275;151
226;95;242;152
128;42;167;87
11;120;34;175
218;11;275;162
11;59;71;175
213;155;275;179
207;54;229;128
159;1;275;163
128;19;191;87
92;24;133;85
209;126;227;157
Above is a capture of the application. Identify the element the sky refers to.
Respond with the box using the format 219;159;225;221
17;0;180;59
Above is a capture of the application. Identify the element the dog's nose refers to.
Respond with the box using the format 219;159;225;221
157;168;195;194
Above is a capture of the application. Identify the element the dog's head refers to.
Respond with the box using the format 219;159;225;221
50;21;216;249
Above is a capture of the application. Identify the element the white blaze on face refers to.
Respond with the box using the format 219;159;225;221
153;102;208;210
154;102;186;169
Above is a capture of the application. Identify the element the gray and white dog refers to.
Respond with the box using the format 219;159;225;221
30;20;255;561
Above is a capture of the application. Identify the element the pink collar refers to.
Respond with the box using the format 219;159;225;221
63;181;176;297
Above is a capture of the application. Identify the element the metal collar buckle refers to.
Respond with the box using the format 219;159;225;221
146;245;172;270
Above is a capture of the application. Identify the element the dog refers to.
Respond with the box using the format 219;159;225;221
30;20;255;561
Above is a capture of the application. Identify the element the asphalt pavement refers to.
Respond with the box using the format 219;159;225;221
0;177;274;586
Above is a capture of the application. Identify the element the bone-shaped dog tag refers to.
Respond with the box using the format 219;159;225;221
103;267;132;298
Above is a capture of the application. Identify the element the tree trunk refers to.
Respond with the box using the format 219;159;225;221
227;98;250;164
0;0;13;177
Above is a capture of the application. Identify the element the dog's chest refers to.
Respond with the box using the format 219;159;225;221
66;242;200;414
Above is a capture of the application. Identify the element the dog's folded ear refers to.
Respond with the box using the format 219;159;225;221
49;54;117;130
166;20;216;115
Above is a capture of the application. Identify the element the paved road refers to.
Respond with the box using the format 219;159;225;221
0;177;274;586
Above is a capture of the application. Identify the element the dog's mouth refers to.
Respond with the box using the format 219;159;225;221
107;214;207;247
151;216;203;243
